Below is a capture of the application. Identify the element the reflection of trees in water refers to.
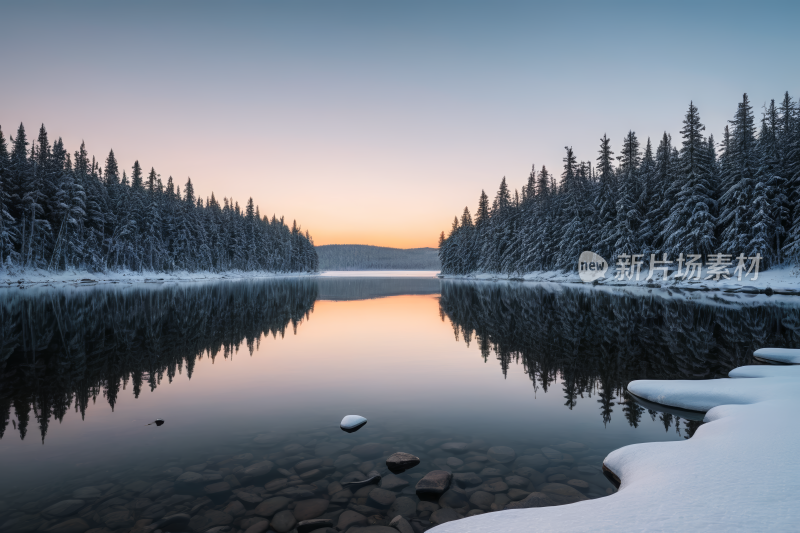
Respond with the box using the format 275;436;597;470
439;281;800;437
0;280;318;443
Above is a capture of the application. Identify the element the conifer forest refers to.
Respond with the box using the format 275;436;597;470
0;123;318;274
439;94;800;275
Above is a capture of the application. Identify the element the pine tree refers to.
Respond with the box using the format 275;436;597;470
105;149;119;185
131;160;143;189
662;102;716;259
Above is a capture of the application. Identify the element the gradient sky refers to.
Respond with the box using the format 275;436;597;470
1;1;798;247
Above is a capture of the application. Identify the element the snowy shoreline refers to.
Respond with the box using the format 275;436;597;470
0;268;319;288
433;355;800;532
439;266;800;295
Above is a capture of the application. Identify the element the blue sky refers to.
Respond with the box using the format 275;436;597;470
1;1;797;246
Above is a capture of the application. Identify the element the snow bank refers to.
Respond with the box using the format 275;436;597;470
0;267;317;288
753;348;800;364
440;265;800;295
433;359;800;532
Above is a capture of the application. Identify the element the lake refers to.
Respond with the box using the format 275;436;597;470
1;274;797;533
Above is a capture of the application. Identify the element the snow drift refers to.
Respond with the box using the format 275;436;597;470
433;358;800;532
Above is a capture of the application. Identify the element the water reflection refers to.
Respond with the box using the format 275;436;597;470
438;281;800;437
0;280;318;443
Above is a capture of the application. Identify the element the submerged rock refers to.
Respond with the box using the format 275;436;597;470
342;474;381;488
415;470;452;498
340;415;368;433
386;452;421;474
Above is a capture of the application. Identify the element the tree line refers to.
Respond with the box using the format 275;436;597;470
439;93;800;275
0;279;317;442
438;280;800;433
0;123;318;274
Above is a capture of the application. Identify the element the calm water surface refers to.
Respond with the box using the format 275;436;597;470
1;275;797;532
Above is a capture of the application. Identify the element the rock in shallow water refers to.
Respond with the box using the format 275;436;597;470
386;452;420;474
488;445;516;464
297;518;334;533
504;492;556;509
340;415;368;433
41;500;85;520
415;470;451;498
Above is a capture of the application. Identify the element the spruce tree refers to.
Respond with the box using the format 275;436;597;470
662;102;716;259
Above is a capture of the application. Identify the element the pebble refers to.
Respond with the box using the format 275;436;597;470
340;415;368;433
389;515;415;533
415;470;452;497
342;475;381;488
243;520;270;533
468;491;494;511
270;510;297;533
507;488;530;501
242;460;274;479
254;497;291;517
367;488;397;509
41;500;86;519
452;472;482;487
102;510;134;529
548;473;568;483
72;487;102;500
39;518;90;533
337;510;368;530
315;442;349;457
514;454;550;470
352;443;385;459
293;498;329;521
567;479;590;491
334;454;361;469
430;507;460;525
480;481;508;493
379;474;409;491
504;492;555;509
295;458;323;472
487;446;516;464
385;452;420;474
440;442;468;454
297;518;334;533
540;483;590;504
388;496;417;520
438;489;468;509
236;491;264;508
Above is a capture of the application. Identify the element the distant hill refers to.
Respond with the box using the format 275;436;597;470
316;244;441;271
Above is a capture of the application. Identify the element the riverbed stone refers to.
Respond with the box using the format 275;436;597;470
243;519;270;533
39;518;90;533
487;446;516;464
508;488;530;501
352;443;385;459
337;510;368;530
42;500;85;519
514;455;550;470
103;510;134;529
452;472;482;487
388;496;416;520
430;508;460;525
468;491;494;511
438;489;468;509
367;488;396;509
567;479;590;491
297;518;334;533
388;515;414;533
72;486;102;500
242;460;274;479
379;474;409;492
236;491;264;508
505;492;555;509
416;470;451;497
293;499;329;521
254;496;291;517
440;442;468;454
150;513;191;532
386;452;420;474
295;458;323;472
315;441;349;457
264;478;289;492
270;510;296;533
540;483;589;504
480;481;508;493
548;473;568;483
204;481;232;502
